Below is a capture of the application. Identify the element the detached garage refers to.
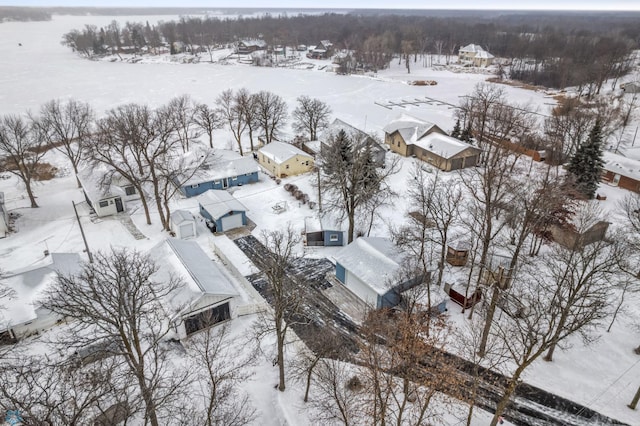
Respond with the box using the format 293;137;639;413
333;237;423;309
170;210;197;239
197;190;248;233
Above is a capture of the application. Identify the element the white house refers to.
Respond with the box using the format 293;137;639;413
0;253;82;343
458;43;494;67
333;237;422;309
170;210;197;239
151;238;240;339
77;166;137;217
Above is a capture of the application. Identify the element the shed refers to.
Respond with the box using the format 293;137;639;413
197;190;248;232
622;81;640;94
304;217;345;247
444;282;482;309
170;210;197;239
1;253;82;343
177;150;260;198
446;238;471;266
258;141;314;178
151;239;239;339
333;237;423;309
0;192;8;238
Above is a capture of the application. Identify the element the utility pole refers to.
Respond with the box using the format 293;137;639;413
72;201;93;263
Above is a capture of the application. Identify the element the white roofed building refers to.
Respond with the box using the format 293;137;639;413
258;141;314;178
333;237;424;309
458;43;495;67
384;114;481;171
602;151;640;194
197;190;248;232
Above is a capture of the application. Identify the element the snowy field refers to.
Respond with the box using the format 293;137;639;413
1;13;639;426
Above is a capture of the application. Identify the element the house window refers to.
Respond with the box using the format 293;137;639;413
99;200;108;208
286;164;290;169
184;302;231;335
214;180;220;184
329;234;339;242
191;184;199;189
305;161;309;166
124;186;136;196
232;176;238;180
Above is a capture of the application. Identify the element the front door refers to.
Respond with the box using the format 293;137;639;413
114;197;124;213
222;178;229;189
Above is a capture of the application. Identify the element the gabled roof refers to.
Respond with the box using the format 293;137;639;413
603;151;640;181
305;216;341;233
333;237;405;295
152;239;238;316
1;253;82;330
384;114;478;159
475;50;494;59
77;166;126;202
171;210;194;226
239;39;267;48
459;43;487;54
259;141;312;164
180;150;259;186
197;190;247;220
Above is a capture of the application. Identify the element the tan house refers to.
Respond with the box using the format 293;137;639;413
458;44;495;67
383;115;481;171
258;141;314;178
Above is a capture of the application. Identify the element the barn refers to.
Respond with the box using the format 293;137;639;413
170;210;197;239
333;237;423;309
152;239;239;339
197;190;248;233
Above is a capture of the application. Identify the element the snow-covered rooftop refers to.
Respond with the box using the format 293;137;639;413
180;150;259;186
603;151;640;181
414;132;478;159
333;237;405;295
459;43;488;54
197;189;248;220
77;166;124;201
258;141;311;164
170;210;194;226
383;114;438;142
1;253;82;329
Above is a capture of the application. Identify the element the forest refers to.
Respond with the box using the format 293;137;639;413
60;10;640;92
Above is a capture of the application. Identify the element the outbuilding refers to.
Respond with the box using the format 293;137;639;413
77;167;132;217
197;190;248;233
333;237;424;309
304;217;345;247
170;210;197;239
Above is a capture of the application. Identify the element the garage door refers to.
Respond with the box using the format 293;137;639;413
220;213;243;231
179;223;194;238
345;270;379;308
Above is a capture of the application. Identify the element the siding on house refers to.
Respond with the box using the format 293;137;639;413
258;142;314;178
179;152;260;198
197;190;248;232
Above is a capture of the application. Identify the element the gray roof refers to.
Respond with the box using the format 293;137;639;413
171;210;194;226
77;166;125;202
166;239;238;297
197;190;248;221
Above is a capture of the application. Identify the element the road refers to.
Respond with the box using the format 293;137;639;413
233;235;628;426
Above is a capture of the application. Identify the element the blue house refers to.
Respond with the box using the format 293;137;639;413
197;190;248;232
304;217;345;247
179;150;260;198
333;237;423;309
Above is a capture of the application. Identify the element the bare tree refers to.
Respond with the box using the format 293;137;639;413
193;103;222;148
35;98;94;187
184;324;256;426
253;90;288;144
0;115;47;208
252;227;305;392
292;95;331;141
237;89;259;152
318;129;398;243
43;249;190;426
217;89;248;156
167;94;202;152
308;357;363;425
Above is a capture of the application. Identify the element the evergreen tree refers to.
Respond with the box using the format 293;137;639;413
566;120;605;199
460;122;473;143
450;118;461;139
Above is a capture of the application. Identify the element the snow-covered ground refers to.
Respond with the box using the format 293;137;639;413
1;13;639;426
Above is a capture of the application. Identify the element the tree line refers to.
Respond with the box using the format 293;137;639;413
61;12;639;89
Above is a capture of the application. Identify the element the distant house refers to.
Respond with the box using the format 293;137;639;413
383;114;481;171
258;141;314;178
549;220;610;250
151;239;239;339
602;151;640;194
621;82;640;94
77;167;137;217
318;118;386;167
0;192;8;238
0;253;82;343
197;190;248;233
308;40;333;59
333;237;423;309
237;39;267;55
458;44;495;67
170;210;197;239
304;217;345;247
177;150;260;198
